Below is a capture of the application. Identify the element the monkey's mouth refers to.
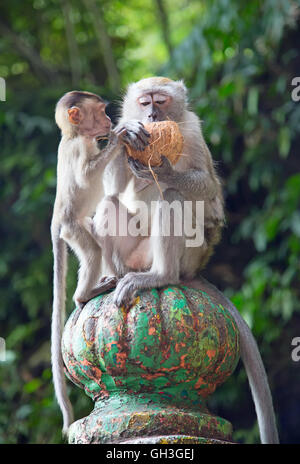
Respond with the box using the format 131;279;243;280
96;135;110;149
96;132;110;140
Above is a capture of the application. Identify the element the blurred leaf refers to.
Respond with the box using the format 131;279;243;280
278;127;291;158
247;87;259;115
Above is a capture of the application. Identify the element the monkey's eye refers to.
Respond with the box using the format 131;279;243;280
141;102;150;106
156;101;166;105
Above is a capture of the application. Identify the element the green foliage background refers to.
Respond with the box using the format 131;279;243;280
0;0;299;444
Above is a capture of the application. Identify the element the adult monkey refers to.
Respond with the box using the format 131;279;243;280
97;77;279;443
102;76;223;306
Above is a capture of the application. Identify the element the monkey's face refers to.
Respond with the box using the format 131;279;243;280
68;100;112;137
137;93;172;123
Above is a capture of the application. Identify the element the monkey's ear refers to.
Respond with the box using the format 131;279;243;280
68;106;81;125
176;80;188;96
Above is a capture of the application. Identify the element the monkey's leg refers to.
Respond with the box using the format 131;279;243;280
91;195;145;278
60;222;103;307
78;195;145;304
113;188;186;308
81;276;118;302
82;215;117;277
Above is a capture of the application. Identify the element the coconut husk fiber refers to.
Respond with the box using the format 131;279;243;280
125;121;184;167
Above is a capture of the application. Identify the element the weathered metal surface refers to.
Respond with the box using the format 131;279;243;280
119;435;233;444
62;285;240;444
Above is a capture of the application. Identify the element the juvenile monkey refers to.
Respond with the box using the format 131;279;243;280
51;90;119;434
88;77;279;443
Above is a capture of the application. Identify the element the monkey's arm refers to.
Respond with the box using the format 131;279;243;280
102;149;131;196
84;132;120;172
128;156;218;200
101;121;150;195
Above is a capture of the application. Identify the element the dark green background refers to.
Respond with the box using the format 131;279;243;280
0;0;299;444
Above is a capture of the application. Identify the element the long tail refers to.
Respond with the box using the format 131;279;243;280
199;277;279;444
51;225;74;435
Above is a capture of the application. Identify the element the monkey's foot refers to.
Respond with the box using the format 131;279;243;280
76;276;118;309
113;271;178;308
89;276;118;300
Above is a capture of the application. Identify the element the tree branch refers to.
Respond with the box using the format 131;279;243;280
59;0;82;86
154;0;173;60
82;0;121;93
0;19;58;83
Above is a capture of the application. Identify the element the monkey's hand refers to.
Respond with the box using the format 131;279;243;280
128;156;174;183
115;120;150;151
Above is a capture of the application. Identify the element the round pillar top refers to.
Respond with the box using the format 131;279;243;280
63;285;240;407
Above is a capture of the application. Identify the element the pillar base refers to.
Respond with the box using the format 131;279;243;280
68;393;233;444
119;436;233;444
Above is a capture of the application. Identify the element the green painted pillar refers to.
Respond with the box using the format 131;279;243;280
62;281;240;444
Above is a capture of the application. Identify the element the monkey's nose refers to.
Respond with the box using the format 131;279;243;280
149;113;158;122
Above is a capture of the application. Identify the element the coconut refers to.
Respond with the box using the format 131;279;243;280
125;121;183;167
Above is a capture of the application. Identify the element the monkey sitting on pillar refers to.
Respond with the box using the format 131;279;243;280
88;77;224;308
51;90;122;434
